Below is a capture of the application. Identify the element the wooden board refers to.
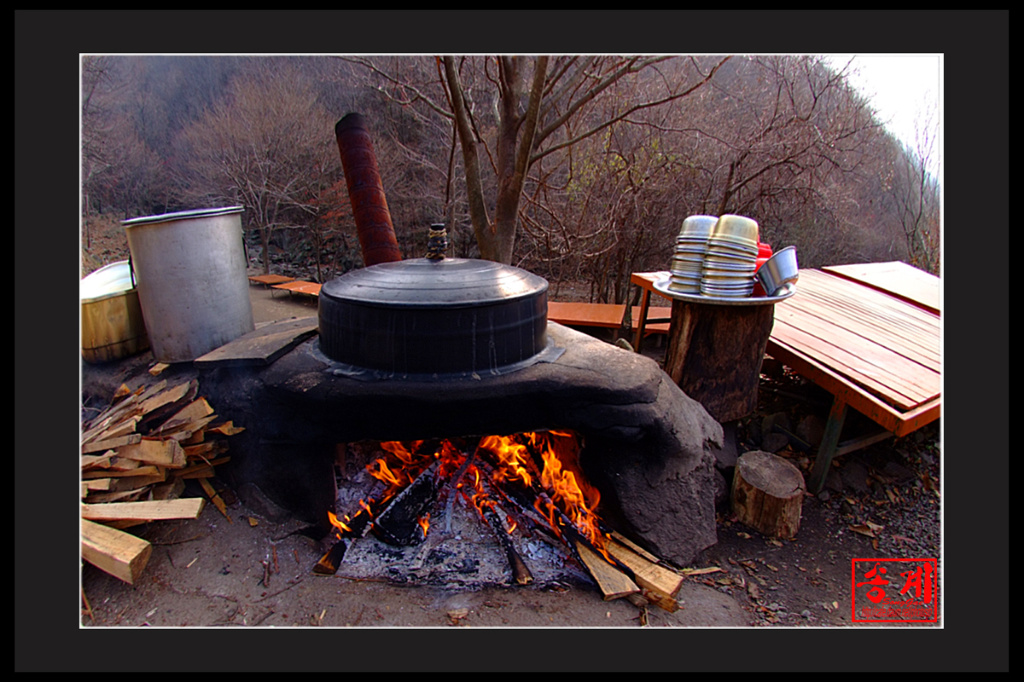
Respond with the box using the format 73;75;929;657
822;261;940;314
574;541;639;600
82;498;205;522
272;281;322;298
81;519;153;584
193;317;319;368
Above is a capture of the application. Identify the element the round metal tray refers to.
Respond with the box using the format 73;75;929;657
653;275;795;306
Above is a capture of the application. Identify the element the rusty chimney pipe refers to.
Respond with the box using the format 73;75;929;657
334;113;402;266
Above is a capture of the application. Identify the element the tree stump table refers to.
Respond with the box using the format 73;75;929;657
731;450;806;539
661;288;788;423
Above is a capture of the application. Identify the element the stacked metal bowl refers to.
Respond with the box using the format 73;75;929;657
668;215;718;293
700;215;759;298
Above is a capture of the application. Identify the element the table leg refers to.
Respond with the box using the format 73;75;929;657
807;397;848;494
632;287;652;353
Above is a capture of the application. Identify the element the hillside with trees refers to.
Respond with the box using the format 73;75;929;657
81;54;940;299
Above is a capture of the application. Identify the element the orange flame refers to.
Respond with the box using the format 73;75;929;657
417;513;430;538
332;430;613;562
479;434;534;487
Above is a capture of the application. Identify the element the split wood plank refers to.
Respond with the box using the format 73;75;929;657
607;537;684;602
199;478;232;523
81;451;117;470
611;532;662;564
81;433;142;454
83;489;149;504
82;464;162;479
82;497;205;522
574;540;639;601
82;415;141;446
207;421;245;436
136;380;194;417
81;518;153;584
114;438;186;467
150;414;218;442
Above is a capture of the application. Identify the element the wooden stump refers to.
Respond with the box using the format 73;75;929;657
663;299;775;423
731;450;805;539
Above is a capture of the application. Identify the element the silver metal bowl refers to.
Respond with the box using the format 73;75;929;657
677;215;719;240
756;245;799;296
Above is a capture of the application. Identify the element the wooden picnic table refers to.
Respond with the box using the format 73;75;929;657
766;265;941;493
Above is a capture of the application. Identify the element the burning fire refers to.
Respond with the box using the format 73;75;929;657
327;430;613;563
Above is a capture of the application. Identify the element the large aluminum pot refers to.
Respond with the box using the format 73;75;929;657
123;206;254;363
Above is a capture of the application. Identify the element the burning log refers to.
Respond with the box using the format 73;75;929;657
313;431;687;611
472;476;534;586
371;459;442;546
314;540;348;575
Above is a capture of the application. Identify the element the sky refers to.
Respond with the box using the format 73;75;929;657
821;54;943;177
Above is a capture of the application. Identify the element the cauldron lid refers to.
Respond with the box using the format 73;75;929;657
320;257;548;308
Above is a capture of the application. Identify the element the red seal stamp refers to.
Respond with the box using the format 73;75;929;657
852;558;939;623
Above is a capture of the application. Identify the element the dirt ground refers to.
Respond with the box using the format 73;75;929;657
76;281;946;640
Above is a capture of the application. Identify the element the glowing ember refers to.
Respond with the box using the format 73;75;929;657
328;430;614;565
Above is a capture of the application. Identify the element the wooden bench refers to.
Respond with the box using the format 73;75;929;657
547;301;671;337
249;274;296;287
271;280;323;299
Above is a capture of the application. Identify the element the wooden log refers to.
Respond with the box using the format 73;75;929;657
663;299;775;423
81;518;153;584
81;497;205;522
731;450;806;539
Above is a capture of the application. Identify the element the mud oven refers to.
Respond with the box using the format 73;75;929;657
199;113;725;584
202;256;725;582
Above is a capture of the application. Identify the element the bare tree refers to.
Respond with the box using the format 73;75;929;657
884;110;941;274
172;61;340;274
347;55;730;264
669;55;884;265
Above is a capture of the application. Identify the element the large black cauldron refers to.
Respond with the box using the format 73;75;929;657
317;258;550;377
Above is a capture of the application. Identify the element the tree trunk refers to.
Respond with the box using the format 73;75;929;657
731;450;805;539
663;299;774;423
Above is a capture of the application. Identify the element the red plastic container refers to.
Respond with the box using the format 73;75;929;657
753;242;773;296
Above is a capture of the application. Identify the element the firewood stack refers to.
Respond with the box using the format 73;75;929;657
80;378;244;585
